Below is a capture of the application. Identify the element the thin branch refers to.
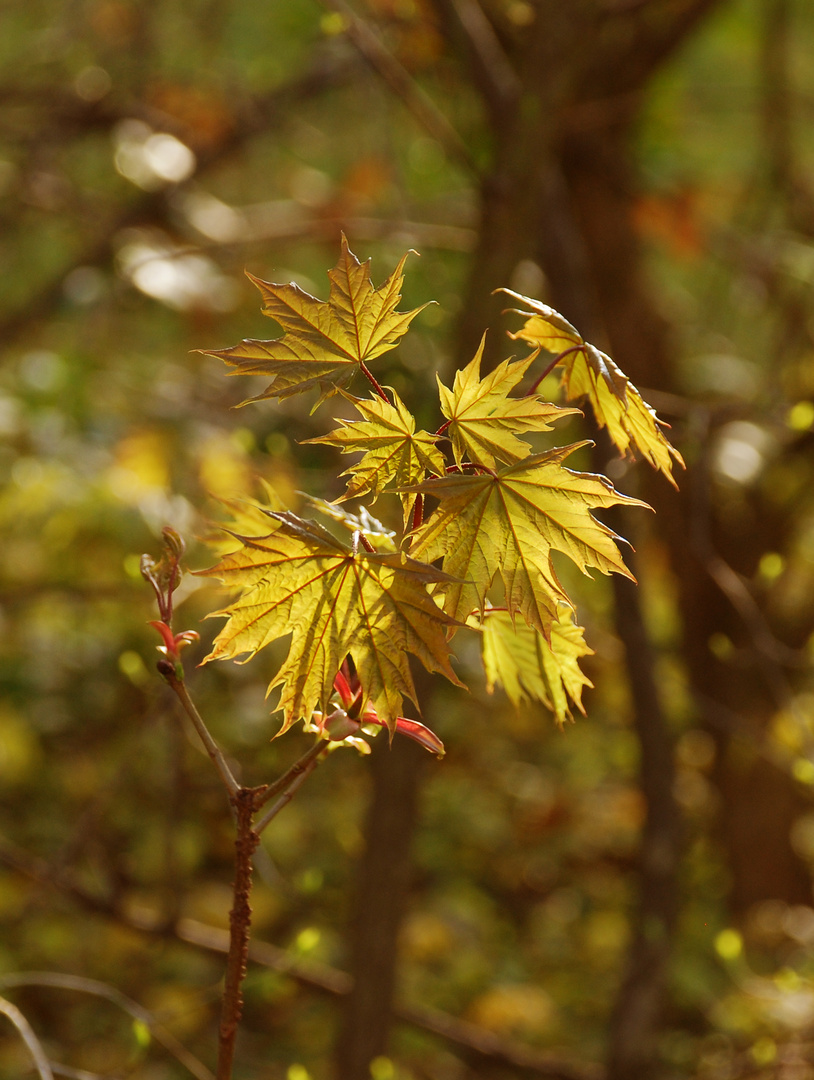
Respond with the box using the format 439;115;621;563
50;1064;120;1080
0;49;359;348
319;0;478;176
162;670;240;797
0;973;214;1080
255;739;328;811
217;789;261;1080
429;0;520;120
255;753;326;835
0;996;54;1080
705;552;810;670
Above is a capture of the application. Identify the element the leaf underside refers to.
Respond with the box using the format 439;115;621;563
408;444;646;635
198;510;463;735
437;334;578;470
499;289;685;487
475;605;594;726
202;234;428;403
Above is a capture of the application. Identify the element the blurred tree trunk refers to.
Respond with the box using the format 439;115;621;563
560;99;813;918
440;3;741;1079
336;2;811;1076
333;735;426;1080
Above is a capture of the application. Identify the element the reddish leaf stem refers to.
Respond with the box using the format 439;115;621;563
445;462;494;476
161;668;240;798
525;344;583;396
434;419;452;438
254;739;328;811
411;493;424;532
359;533;376;554
255;753;326;835
359;361;390;402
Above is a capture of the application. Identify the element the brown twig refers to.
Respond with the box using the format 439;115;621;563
162;669;240;798
217;787;262;1080
255;751;327;835
254;739;328;811
0;838;603;1079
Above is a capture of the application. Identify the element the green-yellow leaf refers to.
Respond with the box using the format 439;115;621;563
302;494;397;551
473;605;593;726
202;483;286;558
408;444;646;634
201;235;429;403
437;334;578;469
306;390;445;519
198;511;463;734
498;289;684;486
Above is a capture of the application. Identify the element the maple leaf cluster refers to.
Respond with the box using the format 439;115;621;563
198;236;683;746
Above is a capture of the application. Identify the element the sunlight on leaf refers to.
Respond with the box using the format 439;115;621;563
498;289;684;486
409;444;646;634
473;605;594;726
201;235;428;402
302;494;396;550
437;334;577;469
198;509;463;733
307;388;445;524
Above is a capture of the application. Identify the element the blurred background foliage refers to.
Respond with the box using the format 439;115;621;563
3;0;814;1078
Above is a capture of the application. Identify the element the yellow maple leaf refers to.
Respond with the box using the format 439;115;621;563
198;510;463;734
306;389;445;524
498;289;684;487
437;334;578;469
473;605;594;726
201;235;429;403
409;444;646;634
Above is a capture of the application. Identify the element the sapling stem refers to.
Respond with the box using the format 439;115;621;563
217;786;261;1080
255;739;328;810
255;751;327;835
162;669;240;798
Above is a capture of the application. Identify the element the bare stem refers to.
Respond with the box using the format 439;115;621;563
255;755;325;835
411;493;424;533
0;973;213;1080
255;739;328;811
163;670;240;798
217;787;262;1080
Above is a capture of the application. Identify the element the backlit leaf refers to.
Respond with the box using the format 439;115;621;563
498;289;684;486
302;494;397;551
199;510;463;734
474;605;593;726
306;390;445;520
409;445;646;634
202;235;429;403
437;335;577;469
